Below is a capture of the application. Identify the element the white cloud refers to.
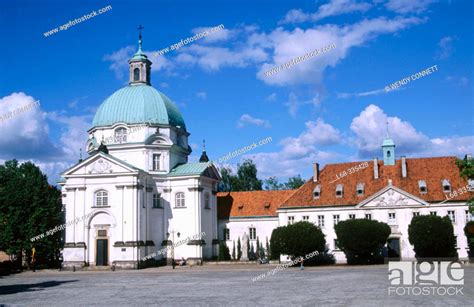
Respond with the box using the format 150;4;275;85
258;16;423;86
237;114;271;128
191;26;236;43
350;104;474;158
337;88;386;99
196;92;207;99
0;92;60;159
445;75;469;87
385;0;436;14
435;36;454;60
243;118;341;178
265;93;277;102
280;0;372;24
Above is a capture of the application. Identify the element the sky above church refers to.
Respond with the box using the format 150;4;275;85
0;0;473;184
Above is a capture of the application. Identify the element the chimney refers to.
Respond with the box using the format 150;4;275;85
373;158;379;179
313;163;319;182
401;156;407;178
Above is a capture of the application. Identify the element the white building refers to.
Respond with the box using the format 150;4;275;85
60;36;220;269
218;139;473;263
61;35;473;269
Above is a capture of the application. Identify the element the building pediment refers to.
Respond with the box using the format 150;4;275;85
357;185;428;208
62;152;142;177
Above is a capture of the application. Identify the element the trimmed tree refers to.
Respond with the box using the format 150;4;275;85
464;221;474;261
281;222;326;265
408;215;457;259
269;226;287;260
232;241;236;261
335;219;391;265
265;237;270;259
237;237;242;260
218;242;231;261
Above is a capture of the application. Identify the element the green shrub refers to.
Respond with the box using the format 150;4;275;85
408;215;457;259
270;222;327;265
335;219;391;265
218;242;231;261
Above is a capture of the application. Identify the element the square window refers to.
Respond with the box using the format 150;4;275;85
288;216;295;225
365;213;372;220
333;215;340;225
302;216;309;221
349;214;355;220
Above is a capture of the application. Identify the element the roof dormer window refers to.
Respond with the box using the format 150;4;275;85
418;180;427;194
336;184;343;198
356;183;364;196
313;185;321;199
468;179;474;191
442;179;451;193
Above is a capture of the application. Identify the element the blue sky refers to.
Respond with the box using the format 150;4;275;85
0;0;472;184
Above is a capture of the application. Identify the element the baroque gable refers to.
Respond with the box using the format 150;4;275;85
357;185;428;208
62;152;141;177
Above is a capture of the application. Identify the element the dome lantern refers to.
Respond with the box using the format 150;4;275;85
128;25;152;86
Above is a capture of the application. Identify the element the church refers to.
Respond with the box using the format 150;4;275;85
60;35;473;269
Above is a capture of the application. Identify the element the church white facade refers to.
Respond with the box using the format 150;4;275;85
60;36;220;269
60;35;473;269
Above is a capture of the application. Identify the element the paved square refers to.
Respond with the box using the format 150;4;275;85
0;264;472;306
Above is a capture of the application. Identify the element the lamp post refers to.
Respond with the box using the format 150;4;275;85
167;230;180;268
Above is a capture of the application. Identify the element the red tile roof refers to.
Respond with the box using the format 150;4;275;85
282;156;473;208
217;190;296;219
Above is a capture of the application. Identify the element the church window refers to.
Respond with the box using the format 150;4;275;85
153;193;161;208
133;67;140;81
204;192;210;209
224;228;230;241
442;179;451;192
249;227;256;240
114;127;127;143
95;190;108;207
175;192;185;207
152;154;161;171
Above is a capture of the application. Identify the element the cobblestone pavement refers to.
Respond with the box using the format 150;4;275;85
0;264;472;306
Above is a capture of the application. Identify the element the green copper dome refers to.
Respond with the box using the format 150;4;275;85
92;84;186;129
